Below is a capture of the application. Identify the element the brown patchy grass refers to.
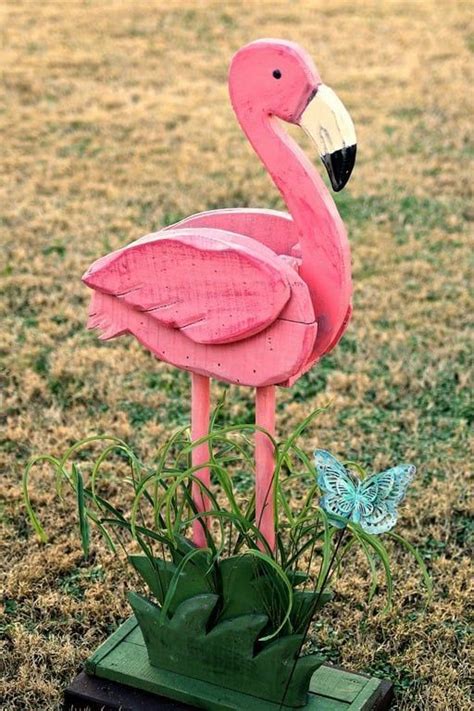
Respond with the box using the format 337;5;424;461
1;1;472;709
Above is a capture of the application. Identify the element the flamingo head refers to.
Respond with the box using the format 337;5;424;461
229;39;356;191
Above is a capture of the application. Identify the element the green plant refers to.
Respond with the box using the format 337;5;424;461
23;403;431;706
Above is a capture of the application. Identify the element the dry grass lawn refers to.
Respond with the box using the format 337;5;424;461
1;1;473;709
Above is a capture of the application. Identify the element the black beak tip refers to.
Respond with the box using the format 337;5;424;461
321;144;357;192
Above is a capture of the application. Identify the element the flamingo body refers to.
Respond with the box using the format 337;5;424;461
84;223;318;387
82;39;357;549
166;207;300;256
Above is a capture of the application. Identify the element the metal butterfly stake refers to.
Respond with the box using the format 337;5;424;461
315;450;416;534
279;451;417;708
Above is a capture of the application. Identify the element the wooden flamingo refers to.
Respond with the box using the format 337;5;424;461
82;39;356;551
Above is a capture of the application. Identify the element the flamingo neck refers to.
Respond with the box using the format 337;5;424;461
235;107;352;354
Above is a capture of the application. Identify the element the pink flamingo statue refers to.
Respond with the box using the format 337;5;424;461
82;39;356;551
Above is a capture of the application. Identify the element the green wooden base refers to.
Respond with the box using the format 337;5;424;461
84;617;393;711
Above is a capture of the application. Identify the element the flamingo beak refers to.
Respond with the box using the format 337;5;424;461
300;84;357;191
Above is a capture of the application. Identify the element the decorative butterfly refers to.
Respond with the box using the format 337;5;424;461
314;450;415;535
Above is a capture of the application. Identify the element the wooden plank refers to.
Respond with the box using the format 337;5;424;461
84;229;294;347
71;664;387;711
126;592;319;709
310;664;369;702
86;282;316;389
165;208;299;257
313;701;351;711
63;670;196;710
351;677;393;711
76;617;392;711
86;616;138;674
350;678;383;709
64;670;350;711
191;372;211;547
93;639;312;710
255;384;276;550
124;623;145;646
82;226;319;389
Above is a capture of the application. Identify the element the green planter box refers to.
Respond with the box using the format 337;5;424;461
83;616;393;711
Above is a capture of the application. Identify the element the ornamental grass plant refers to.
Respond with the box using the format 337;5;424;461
23;403;431;706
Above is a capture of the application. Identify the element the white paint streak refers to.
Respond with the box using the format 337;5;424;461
300;84;357;155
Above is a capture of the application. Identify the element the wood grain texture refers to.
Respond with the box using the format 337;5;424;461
84;227;317;388
79;617;393;711
166;207;300;256
229;40;353;363
64;671;196;711
255;385;276;550
82;39;356;548
87;290;317;388
128;590;323;708
191;373;211;547
83;40;355;388
84;228;292;347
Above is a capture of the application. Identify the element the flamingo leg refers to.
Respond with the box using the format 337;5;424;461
191;372;211;547
255;385;276;551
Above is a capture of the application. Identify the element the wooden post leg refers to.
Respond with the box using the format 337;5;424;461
191;373;211;547
255;385;276;552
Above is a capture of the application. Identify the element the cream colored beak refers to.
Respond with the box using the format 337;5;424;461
300;84;357;191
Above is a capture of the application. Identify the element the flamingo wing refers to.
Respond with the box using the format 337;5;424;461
82;227;291;346
162;207;300;256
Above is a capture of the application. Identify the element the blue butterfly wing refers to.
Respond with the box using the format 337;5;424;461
359;510;398;535
358;465;415;534
320;494;353;528
359;469;395;502
314;450;357;495
386;465;416;504
314;450;357;525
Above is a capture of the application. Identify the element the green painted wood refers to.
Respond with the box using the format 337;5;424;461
129;551;214;615
89;637;337;710
309;665;369;702
85;617;392;711
122;623;145;646
129;550;332;635
315;701;351;711
128;591;324;707
351;678;387;710
126;548;334;706
86;615;138;675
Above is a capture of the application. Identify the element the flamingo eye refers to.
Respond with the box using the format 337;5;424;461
272;69;282;79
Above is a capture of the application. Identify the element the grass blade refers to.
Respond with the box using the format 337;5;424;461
73;464;90;559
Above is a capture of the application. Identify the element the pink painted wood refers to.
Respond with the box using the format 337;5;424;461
255;386;276;551
191;373;211;548
82;39;356;550
84;229;293;348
